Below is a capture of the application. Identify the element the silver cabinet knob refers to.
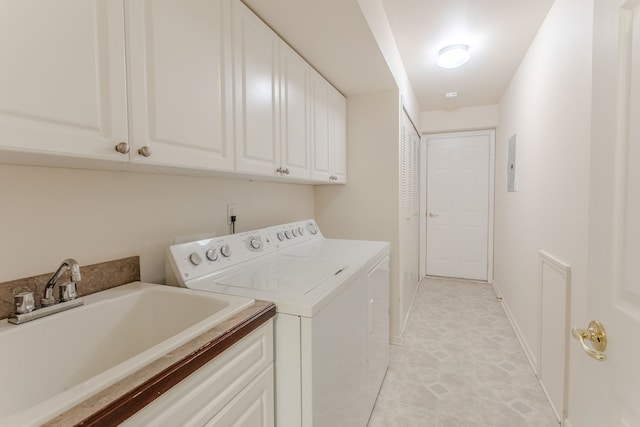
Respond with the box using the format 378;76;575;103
283;168;290;175
114;142;130;154
138;146;152;157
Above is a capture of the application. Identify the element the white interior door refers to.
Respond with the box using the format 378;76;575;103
578;0;640;424
425;131;493;281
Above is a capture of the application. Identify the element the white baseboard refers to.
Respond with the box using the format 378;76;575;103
390;335;403;345
390;277;422;346
491;280;538;375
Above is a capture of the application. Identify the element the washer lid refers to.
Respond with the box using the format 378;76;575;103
216;258;347;295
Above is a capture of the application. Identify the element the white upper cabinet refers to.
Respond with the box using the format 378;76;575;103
126;0;234;170
233;0;281;176
0;0;128;160
311;74;331;181
311;72;347;184
1;0;345;184
331;90;347;183
279;43;311;180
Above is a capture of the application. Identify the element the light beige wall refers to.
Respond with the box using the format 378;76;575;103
0;164;314;284
315;90;402;340
494;0;593;423
356;0;421;126
421;105;499;134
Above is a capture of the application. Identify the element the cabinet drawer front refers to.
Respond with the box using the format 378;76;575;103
205;364;274;427
121;320;273;426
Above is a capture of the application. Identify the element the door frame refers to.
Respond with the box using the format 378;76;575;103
419;129;495;282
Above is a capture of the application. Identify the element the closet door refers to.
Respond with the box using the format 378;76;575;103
126;0;234;170
0;0;128;161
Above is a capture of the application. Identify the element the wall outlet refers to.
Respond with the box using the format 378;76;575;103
227;204;236;225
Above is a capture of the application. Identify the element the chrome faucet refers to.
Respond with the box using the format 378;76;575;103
42;258;82;307
9;258;84;325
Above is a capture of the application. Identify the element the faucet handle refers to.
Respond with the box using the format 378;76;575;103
14;291;35;315
60;282;78;302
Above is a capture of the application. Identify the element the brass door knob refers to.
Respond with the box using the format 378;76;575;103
572;320;607;361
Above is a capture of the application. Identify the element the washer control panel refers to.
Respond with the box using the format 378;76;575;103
167;219;323;285
168;229;275;282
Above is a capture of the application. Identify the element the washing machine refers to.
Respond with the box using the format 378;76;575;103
165;219;389;427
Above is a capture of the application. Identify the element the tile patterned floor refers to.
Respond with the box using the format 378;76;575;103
368;276;560;427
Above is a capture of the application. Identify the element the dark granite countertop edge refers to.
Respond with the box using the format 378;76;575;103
43;299;276;427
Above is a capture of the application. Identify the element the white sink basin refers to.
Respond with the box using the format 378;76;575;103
0;282;254;426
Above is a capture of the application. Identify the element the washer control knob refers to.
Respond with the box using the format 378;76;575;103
285;230;293;239
189;252;203;265
292;228;299;237
220;244;231;257
206;248;218;261
298;226;305;235
277;232;285;241
250;238;263;250
307;223;318;235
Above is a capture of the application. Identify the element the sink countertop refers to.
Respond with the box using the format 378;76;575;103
43;299;276;427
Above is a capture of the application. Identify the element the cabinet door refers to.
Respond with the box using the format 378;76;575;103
208;365;274;427
330;89;347;183
310;73;332;182
233;0;280;176
126;0;233;170
0;0;128;161
280;43;311;179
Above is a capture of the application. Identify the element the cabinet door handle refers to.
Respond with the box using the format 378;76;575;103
138;146;152;157
114;142;130;154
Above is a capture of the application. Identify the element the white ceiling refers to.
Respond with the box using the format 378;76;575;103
242;0;555;111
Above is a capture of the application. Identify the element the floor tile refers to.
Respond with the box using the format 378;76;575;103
368;277;560;427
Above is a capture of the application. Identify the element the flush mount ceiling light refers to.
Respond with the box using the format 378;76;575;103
437;44;470;69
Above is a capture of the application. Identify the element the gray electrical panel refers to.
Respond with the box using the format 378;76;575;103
507;134;517;192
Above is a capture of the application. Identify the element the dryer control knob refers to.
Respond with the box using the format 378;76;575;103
189;252;203;265
284;230;293;239
277;232;285;241
292;228;299;237
298;226;305;235
206;248;218;261
307;223;318;235
220;244;231;257
250;238;263;250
